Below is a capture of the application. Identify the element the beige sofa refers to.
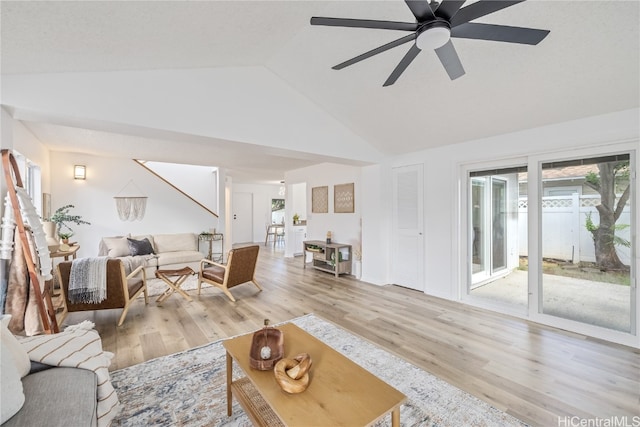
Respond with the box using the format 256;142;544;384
98;232;204;276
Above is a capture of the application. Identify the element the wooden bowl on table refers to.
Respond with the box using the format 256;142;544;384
249;326;284;370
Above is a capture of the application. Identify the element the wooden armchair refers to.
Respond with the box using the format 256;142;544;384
57;259;149;326
198;245;262;302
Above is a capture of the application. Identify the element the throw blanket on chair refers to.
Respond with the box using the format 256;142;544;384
5;226;45;336
69;257;108;304
18;321;120;426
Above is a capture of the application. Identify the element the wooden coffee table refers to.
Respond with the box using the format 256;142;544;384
223;323;406;426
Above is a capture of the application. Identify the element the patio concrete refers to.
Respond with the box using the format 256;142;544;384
471;269;632;332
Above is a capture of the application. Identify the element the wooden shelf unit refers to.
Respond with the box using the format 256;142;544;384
303;240;352;278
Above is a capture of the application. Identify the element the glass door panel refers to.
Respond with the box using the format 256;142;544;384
471;178;487;278
468;167;528;311
540;154;633;333
491;179;507;273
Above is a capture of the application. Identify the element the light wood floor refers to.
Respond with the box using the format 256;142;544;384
61;245;640;427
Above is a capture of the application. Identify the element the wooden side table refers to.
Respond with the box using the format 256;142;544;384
47;245;80;308
50;244;80;261
303;240;352;277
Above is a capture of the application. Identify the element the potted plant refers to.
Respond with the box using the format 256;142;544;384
58;232;74;244
47;204;90;243
293;213;300;225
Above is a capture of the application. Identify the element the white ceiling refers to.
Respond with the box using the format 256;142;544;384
1;0;638;183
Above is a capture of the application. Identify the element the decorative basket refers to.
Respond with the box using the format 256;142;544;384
249;320;284;371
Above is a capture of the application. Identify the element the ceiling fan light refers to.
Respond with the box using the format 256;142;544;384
416;26;451;50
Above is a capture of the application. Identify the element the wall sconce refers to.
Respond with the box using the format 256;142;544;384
74;165;86;180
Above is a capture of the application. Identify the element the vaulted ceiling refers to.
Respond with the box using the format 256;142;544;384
1;1;638;183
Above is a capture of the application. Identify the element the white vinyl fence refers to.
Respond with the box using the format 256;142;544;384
518;194;631;266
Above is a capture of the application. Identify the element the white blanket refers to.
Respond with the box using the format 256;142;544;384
18;321;120;426
69;257;108;304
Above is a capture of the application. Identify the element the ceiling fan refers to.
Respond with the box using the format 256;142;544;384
310;0;550;86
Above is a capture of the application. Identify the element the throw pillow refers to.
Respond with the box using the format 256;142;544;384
127;237;155;256
0;341;25;423
102;236;130;257
0;315;30;378
131;234;156;253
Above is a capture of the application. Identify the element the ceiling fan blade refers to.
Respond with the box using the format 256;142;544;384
383;44;422;87
310;17;418;31
451;0;524;27
435;0;466;21
452;22;549;45
435;40;465;80
404;0;435;22
333;34;416;70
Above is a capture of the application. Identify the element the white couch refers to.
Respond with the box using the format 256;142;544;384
98;232;204;276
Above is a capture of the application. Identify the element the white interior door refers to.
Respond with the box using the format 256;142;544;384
391;164;424;291
232;192;253;244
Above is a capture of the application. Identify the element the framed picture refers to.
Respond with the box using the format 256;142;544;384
312;186;329;213
334;183;354;213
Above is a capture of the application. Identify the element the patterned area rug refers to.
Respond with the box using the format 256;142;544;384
110;314;525;426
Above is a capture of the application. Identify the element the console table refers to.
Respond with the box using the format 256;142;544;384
303;240;352;277
198;233;224;262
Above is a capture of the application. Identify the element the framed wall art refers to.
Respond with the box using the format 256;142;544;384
334;183;354;213
312;186;329;213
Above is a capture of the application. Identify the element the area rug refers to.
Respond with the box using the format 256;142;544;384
110;314;525;426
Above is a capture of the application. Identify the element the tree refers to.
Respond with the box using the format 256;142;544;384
584;161;630;271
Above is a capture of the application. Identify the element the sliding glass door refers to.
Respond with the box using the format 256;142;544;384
540;154;634;333
468;167;527;310
465;148;636;343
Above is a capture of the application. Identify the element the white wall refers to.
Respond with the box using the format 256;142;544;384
285;163;361;258
360;164;389;285
291;182;306;221
232;182;283;243
0;113;51;217
144;161;218;214
49;151;220;257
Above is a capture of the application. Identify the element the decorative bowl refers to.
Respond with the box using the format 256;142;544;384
249;327;284;370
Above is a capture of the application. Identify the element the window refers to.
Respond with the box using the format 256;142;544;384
13;151;42;217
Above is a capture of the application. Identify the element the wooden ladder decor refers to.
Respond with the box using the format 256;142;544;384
1;149;59;334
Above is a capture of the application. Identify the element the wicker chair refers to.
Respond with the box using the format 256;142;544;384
197;245;262;302
57;259;149;326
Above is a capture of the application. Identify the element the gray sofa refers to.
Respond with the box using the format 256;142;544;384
99;232;204;276
2;363;97;426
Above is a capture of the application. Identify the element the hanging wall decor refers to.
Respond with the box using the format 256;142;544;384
312;186;328;213
334;183;354;213
114;180;147;221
